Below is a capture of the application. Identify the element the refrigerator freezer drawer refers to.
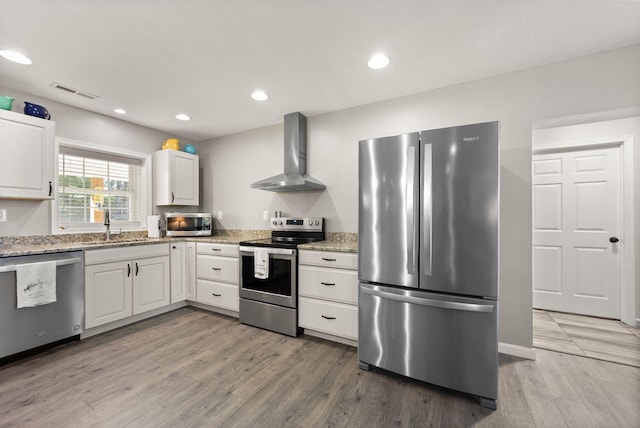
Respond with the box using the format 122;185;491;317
358;283;497;401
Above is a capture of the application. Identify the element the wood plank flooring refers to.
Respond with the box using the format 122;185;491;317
1;307;639;427
533;309;640;367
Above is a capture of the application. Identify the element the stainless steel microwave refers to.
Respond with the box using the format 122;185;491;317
165;212;212;236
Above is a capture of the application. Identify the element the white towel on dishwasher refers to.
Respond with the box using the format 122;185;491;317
16;261;57;308
254;248;269;280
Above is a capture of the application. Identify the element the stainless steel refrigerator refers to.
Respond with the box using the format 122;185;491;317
358;121;499;409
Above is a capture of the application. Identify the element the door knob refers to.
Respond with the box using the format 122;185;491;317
609;237;619;243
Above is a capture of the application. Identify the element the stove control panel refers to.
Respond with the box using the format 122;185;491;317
270;217;324;232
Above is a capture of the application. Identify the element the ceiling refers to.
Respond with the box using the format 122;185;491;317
1;1;640;142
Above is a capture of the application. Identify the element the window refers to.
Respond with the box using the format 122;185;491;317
56;141;150;231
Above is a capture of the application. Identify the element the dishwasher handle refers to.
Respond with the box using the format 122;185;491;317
0;257;82;273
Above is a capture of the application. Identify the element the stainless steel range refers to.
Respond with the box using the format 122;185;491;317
239;217;324;337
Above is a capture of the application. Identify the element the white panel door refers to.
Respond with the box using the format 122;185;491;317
133;256;171;314
532;147;621;318
85;261;133;328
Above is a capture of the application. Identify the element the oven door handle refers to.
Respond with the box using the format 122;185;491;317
239;247;296;256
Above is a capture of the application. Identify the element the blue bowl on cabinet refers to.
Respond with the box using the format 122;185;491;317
24;102;51;120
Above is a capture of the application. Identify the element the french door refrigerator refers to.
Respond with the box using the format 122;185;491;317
358;121;499;409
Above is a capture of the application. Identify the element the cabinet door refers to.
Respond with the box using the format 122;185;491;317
153;149;199;206
133;256;170;314
0;110;54;199
186;242;197;300
172;151;199;205
85;261;133;328
170;242;186;303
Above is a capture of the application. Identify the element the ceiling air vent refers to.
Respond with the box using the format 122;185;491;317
50;82;100;100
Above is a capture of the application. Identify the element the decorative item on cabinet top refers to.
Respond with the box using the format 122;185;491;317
0;96;14;110
24;101;51;120
162;138;180;151
161;138;197;155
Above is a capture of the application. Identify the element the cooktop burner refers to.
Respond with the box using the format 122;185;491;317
239;217;325;249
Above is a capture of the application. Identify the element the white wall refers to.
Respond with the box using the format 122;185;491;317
199;44;640;348
0;85;195;236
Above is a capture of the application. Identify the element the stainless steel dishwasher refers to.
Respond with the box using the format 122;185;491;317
0;251;84;359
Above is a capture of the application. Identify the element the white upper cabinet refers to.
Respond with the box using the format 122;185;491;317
154;149;199;206
0;109;55;199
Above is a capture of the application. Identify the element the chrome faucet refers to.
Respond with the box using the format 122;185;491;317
104;208;111;241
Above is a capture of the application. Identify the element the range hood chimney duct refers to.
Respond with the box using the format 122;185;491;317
251;112;326;192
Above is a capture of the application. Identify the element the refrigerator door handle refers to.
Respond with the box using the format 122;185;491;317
422;143;432;276
361;286;494;313
406;145;417;274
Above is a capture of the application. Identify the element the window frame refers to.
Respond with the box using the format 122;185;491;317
53;137;152;234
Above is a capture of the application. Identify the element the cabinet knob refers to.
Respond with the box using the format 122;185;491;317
609;237;619;243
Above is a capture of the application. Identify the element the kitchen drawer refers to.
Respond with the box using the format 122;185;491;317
299;297;358;341
197;255;239;283
299;250;357;270
85;243;170;265
299;265;358;305
197;242;238;257
196;279;239;311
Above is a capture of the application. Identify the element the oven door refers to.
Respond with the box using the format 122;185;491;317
239;247;297;308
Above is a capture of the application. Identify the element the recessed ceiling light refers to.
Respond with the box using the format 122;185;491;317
251;90;269;101
0;49;32;65
367;54;390;70
175;113;191;121
114;108;126;115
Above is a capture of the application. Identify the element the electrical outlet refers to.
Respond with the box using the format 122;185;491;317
217;211;223;220
263;210;269;220
0;209;6;222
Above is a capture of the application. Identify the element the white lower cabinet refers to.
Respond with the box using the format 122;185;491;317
298;250;359;341
170;242;187;303
185;242;197;301
85;244;170;329
196;279;238;311
170;242;196;303
196;243;239;313
85;261;132;328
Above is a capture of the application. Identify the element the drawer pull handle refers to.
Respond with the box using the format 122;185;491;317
211;267;222;271
211;248;221;251
322;258;337;262
212;292;222;297
321;315;336;320
321;282;336;286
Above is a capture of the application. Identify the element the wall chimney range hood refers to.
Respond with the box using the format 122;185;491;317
251;112;326;192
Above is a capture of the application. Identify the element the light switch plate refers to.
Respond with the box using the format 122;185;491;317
0;209;6;222
263;210;269;220
217;211;223;220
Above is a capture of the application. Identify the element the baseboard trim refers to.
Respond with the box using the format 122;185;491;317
82;301;188;339
499;342;536;360
188;301;239;318
302;329;358;348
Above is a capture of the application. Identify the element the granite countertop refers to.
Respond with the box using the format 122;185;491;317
0;230;358;257
0;229;269;258
299;232;358;253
